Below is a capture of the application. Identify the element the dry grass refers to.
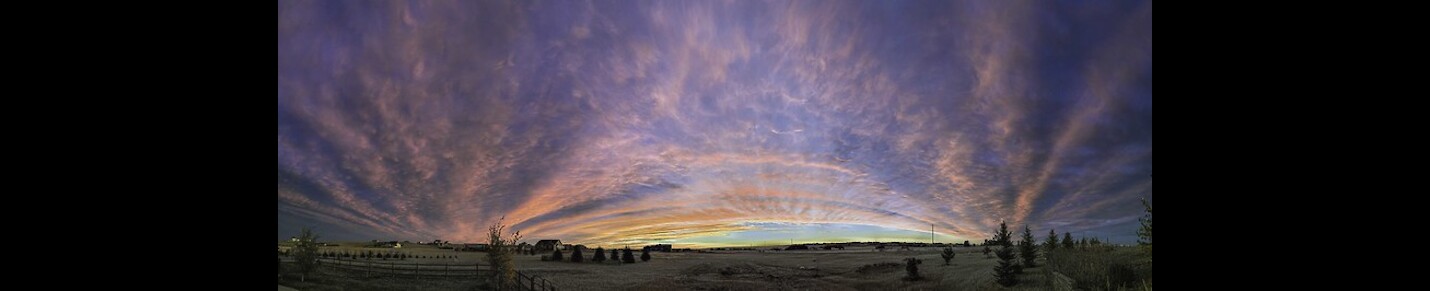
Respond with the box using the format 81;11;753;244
283;243;1149;291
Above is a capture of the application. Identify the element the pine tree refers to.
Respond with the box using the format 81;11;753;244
572;247;585;263
611;249;620;263
640;248;651;262
1138;197;1153;258
1079;237;1088;249
1062;233;1074;249
991;221;1018;286
1019;225;1039;268
622;248;636;263
1044;229;1059;252
593;247;606;262
940;246;956;265
903;257;923;280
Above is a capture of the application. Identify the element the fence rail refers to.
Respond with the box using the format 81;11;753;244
312;258;556;291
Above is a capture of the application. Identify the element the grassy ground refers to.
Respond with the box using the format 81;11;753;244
278;244;1149;291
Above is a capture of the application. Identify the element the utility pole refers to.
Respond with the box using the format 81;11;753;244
930;223;935;245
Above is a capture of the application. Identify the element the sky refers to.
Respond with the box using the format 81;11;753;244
277;0;1152;248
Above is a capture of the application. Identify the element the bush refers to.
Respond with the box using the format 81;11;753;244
1045;247;1150;290
571;247;584;263
621;248;635;263
593;247;606;262
903;257;923;280
486;217;522;290
292;228;320;282
611;249;620;263
552;249;564;261
982;246;992;258
640;248;651;262
940;247;956;265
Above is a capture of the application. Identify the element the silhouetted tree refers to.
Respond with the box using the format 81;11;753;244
1079;237;1088;249
1044;229;1059;252
622;248;636;263
991;221;1018;286
611;249;620;263
552;249;564;261
571;247;584;263
593;247;606;262
904;257;923;280
964;240;970;247
940;246;956;265
982;245;992;258
641;248;651;262
293;227;320;282
1019;225;1038;268
1062;233;1074;249
1138;197;1153;259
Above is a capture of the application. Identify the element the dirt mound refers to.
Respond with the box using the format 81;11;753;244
854;262;902;275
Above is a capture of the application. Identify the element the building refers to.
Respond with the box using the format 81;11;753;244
643;244;673;252
534;240;562;252
784;245;810;251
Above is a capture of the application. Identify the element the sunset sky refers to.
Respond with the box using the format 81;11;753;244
278;0;1152;248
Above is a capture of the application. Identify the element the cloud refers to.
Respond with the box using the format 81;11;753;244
278;0;1153;245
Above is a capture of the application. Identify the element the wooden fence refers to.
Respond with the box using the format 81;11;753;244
314;258;557;291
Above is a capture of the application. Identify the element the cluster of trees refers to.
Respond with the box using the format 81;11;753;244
312;250;458;260
986;196;1152;287
549;247;648;263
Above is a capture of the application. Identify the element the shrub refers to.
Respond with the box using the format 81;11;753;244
292;227;320;282
982;245;992;258
571;247;584;263
940;247;956;265
640;248;651;262
611;249;620;263
593;247;607;262
1139;198;1153;259
622;248;635;263
486;217;522;290
552;249;564;261
903;257;923;280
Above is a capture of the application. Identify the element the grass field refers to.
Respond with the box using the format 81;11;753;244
280;243;1149;290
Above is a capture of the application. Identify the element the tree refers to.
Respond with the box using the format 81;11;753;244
1138;197;1153;259
593;247;607;262
1062;233;1074;249
486;217;522;290
982;245;992;258
292;227;320;282
1044;229;1059;252
940;246;956;265
277;256;282;278
991;221;1018;286
552;249;564;261
571;247;584;263
640;248;651;262
903;257;923;280
1079;237;1088;249
621;248;636;263
611;249;620;263
1019;225;1039;268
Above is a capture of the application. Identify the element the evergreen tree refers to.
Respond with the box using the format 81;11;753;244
552;249;564;261
593;247;606;262
1019;225;1039;268
621;248;636;263
991;221;1018;286
611;249;620;263
640;248;651;262
1079;237;1088;249
1044;229;1059;252
1062;233;1074;249
940;246;956;265
903;257;923;280
982;245;992;258
1138;197;1153;258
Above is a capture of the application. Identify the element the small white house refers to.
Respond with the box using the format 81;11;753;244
393;242;403;248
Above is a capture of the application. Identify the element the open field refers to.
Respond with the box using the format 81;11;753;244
281;243;1148;290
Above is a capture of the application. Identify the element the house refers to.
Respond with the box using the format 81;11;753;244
643;244;673;252
393;242;403;248
456;244;488;252
534;240;562;252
